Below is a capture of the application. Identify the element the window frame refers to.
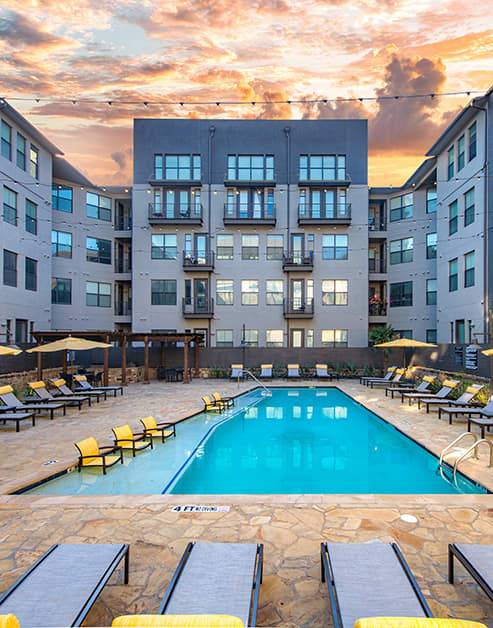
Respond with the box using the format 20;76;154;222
3;249;17;287
426;279;437;305
227;154;274;181
389;237;413;265
29;144;39;179
449;200;458;236
25;257;37;291
151;279;177;306
266;329;283;347
322;234;348;260
321;329;348;348
322;279;348;306
468;121;477;161
426;233;437;259
1;120;12;160
216;234;234;260
3;186;17;226
464;188;475;227
241;279;259;305
241;234;259;260
86;236;112;265
389;281;413;307
86;281;112;307
449;258;458;292
151;234;178;260
25;199;37;235
51;230;72;258
426;188;437;213
266;279;283;305
51;277;72;304
266;234;284;260
52;184;73;213
216;279;234;306
464;251;475;288
216;329;233;347
299;154;346;181
16;132;26;170
389;193;413;222
447;145;454;180
86;191;112;222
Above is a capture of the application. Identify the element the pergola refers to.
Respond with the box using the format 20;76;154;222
31;331;204;385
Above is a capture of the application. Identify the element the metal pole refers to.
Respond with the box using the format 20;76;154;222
241;323;246;368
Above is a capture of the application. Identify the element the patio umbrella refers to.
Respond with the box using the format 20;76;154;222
0;345;22;356
482;348;493;356
27;336;112;375
373;338;437;368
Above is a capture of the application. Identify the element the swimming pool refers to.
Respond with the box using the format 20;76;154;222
23;387;486;495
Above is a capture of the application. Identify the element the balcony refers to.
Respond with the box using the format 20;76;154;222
223;204;276;225
114;216;132;231
114;302;132;316
148;176;202;187
283;298;314;318
182;297;214;318
282;252;313;271
297;175;351;188
369;256;387;274
182;250;215;272
368;301;387;323
298;204;351;225
148;203;203;225
368;216;387;234
224;177;277;188
114;258;132;274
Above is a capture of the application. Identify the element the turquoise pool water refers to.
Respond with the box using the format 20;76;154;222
24;387;486;495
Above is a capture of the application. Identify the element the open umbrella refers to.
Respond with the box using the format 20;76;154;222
27;336;112;375
482;348;493;356
373;337;437;368
0;345;22;356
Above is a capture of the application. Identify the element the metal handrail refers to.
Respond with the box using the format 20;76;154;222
240;369;271;395
439;432;478;467
453;439;493;479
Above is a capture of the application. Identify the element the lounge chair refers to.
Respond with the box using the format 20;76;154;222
74;437;123;474
140;416;176;443
0;385;66;419
202;395;222;413
385;375;436;399
48;379;92;406
316;364;332;380
0;412;35;432
359;366;397;385
213;392;234;408
73;374;123;397
0;543;129;628
368;368;406;389
259;364;272;379
402;379;459;406
287;364;300;379
321;541;432;628
420;384;484;414
112;424;153;456
438;395;493;424
50;377;107;402
28;381;86;411
230;364;243;379
448;543;493;602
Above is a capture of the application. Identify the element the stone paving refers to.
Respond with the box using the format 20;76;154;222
0;379;492;626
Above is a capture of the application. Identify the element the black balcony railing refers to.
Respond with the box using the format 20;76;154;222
223;204;276;223
369;256;387;273
114;302;132;316
182;297;214;317
368;216;387;231
114;216;132;231
368;302;387;316
283;297;314;316
148;203;202;222
182;250;215;270
298;203;351;222
115;259;132;273
282;252;314;270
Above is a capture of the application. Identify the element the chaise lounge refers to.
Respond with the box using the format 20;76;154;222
359;367;397;385
74;374;123;397
0;385;65;420
50;377;106;402
420;384;484;414
385;375;436;399
448;543;493;602
402;379;459;406
368;368;406;389
259;364;272;379
287;364;301;379
28;381;86;411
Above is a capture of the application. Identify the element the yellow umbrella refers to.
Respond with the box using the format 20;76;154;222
0;345;22;356
374;337;437;369
27;336;111;353
482;348;493;356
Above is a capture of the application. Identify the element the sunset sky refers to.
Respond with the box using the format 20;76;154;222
1;0;491;186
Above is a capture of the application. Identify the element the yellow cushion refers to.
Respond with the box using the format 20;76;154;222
75;436;99;459
74;375;87;382
0;616;20;628
83;455;120;467
53;378;66;386
141;416;157;430
354;619;487;628
261;364;272;369
288;364;299;369
113;424;134;444
423;375;435;383
213;393;222;402
316;364;327;370
231;364;242;369
0;385;14;395
202;396;212;405
443;379;458;388
387;367;395;372
395;368;405;374
112;615;243;628
466;385;481;394
29;381;46;389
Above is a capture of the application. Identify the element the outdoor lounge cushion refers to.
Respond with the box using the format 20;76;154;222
75;437;121;468
354;620;487;628
112;615;244;627
0;616;19;628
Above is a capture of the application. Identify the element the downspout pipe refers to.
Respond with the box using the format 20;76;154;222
208;125;215;238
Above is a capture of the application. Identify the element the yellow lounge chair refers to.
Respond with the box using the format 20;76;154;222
112;615;244;627
354;620;487;628
112;424;153;456
212;392;234;408
140;416;176;443
202;395;222;413
74;437;123;474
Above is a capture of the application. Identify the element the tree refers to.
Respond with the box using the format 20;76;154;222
369;325;396;370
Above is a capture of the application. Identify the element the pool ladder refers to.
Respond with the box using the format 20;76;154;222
238;369;272;395
439;432;493;479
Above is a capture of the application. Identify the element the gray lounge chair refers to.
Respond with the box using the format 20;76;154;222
49;378;105;403
316;364;332;380
0;412;35;432
421;384;484;413
369;368;406;389
287;364;301;379
259;364;272;379
73;375;123;397
230;364;243;379
158;541;263;627
439;395;493;424
0;543;129;628
360;366;397;385
321;541;432;628
402;379;459;406
0;385;66;419
385;376;436;399
448;543;493;602
28;381;86;411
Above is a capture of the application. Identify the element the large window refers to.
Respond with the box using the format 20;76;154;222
52;185;73;212
266;330;283;347
426;279;437;305
1;120;11;160
86;192;111;221
390;237;413;265
322;280;348;305
242;235;259;260
458;135;465;171
322;329;348;347
86;237;111;264
426;233;437;259
299;155;346;180
464;251;475;288
447;146;454;180
25;199;37;235
449;200;458;235
3;250;17;287
244;329;258;347
29;144;39;179
155;154;201;180
322;234;348;260
390;281;413;307
426;188;437;213
266;235;283;260
25;257;37;291
464;188;475;227
51;278;71;304
16;133;26;170
226;188;274;219
216;280;233;305
228;155;274;180
216;330;233;347
449;258;458;292
216;234;233;260
151;279;177;305
3;187;17;225
151;234;177;259
468;121;477;161
241;280;259;305
86;281;111;307
266;280;283;305
51;230;72;258
426;329;437;344
390;193;413;221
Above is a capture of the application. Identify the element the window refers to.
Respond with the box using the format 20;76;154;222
227;155;274;180
29;144;39;179
464;251;475;288
458;135;465;171
25;257;37;291
3;187;17;225
86;237;111;264
322;234;348;260
3;250;17;287
86;192;111;221
468;121;477;161
449;200;458;235
322;280;348;305
426;233;437;259
86;281;111;307
15;319;27;344
390;193;413;221
299;155;346;180
1;120;11;160
266;330;283;347
266;280;283;305
395;330;413;340
51;230;72;258
151;234;177;259
154;154;163;179
390;237;413;264
52;185;73;212
449;258;458;292
51;278;71;304
244;329;258;347
426;329;437;344
151;279;177;305
242;235;259;260
241;280;259;305
464;188;475;226
216;280;233;305
322;329;348;347
390;281;412;307
25;199;37;235
447;146;454;180
266;235;283;260
216;330;233;347
426;279;437;305
16;133;26;169
426;188;437;213
226;189;274;219
306;329;314;348
216;234;233;260
163;154;200;180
